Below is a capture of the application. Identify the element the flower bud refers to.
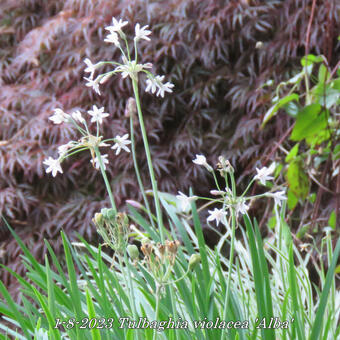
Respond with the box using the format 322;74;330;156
93;212;103;227
99;73;113;84
127;244;139;260
101;208;116;220
124;97;137;118
188;254;201;271
126;199;143;209
210;190;225;196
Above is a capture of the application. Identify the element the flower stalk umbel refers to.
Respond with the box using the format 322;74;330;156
128;239;200;340
189;154;287;340
43;107;135;215
82;18;174;243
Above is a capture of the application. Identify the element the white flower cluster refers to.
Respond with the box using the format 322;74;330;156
43;108;131;176
82;17;174;97
190;154;287;226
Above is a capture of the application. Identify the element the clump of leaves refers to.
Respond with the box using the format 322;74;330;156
262;54;340;236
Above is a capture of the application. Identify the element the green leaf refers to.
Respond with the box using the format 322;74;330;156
287;189;298;209
285;143;299;162
288;245;306;340
301;54;323;66
286;160;309;199
318;64;330;84
85;289;101;340
262;94;299;127
328;211;336;230
309;238;340;340
296;225;309;239
312;83;340;109
290;104;327;142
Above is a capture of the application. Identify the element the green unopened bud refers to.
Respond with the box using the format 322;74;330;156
188;254;201;271
127;244;139;261
101;208;116;220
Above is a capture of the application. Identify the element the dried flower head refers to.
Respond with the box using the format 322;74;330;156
141;242;153;258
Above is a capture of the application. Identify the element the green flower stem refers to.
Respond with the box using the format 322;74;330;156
94;147;117;214
68;118;87;136
131;78;164;242
222;209;236;340
222;172;237;340
134;40;138;63
153;283;162;340
212;170;222;191
60;147;89;161
118;254;140;340
163;269;189;285
240;178;255;198
169;286;179;339
130;113;156;228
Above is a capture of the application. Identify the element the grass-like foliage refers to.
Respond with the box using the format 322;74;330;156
0;12;339;340
0;202;339;339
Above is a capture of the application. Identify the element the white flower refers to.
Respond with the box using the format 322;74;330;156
145;77;157;94
145;75;174;97
58;141;77;157
115;58;152;81
267;190;287;206
71;110;85;123
105;17;128;34
104;31;120;47
91;154;109;170
193;154;207;166
84;76;101;95
134;23;151;42
236;199;249;216
193;154;213;172
176;191;198;212
43;157;63;177
155;76;174;97
207;208;227;226
87;105;109;124
49;108;69;124
254;162;276;186
111;134;131;155
299;243;310;252
83;58;97;79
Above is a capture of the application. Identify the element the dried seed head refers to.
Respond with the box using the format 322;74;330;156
165;240;180;255
217;156;234;176
141;242;153;258
157;243;166;257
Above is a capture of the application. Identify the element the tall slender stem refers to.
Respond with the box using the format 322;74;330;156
222;173;237;340
94;147;117;213
130;113;155;228
131;79;164;242
153;283;161;340
118;254;140;340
